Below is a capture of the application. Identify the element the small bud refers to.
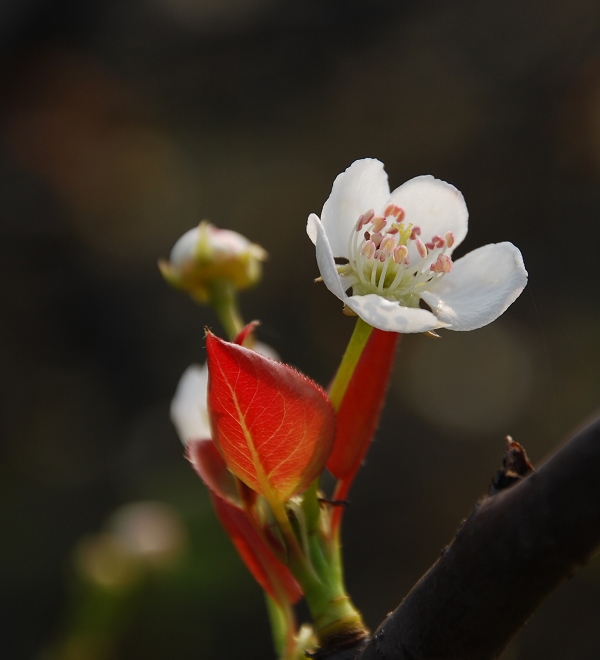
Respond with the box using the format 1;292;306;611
159;221;267;303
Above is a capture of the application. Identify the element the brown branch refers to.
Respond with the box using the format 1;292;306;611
356;415;600;660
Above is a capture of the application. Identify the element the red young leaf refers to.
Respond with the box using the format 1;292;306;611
211;493;303;605
206;331;335;503
327;329;399;480
187;439;241;506
233;320;259;347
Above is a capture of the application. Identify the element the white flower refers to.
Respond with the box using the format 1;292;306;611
170;342;279;446
307;159;527;333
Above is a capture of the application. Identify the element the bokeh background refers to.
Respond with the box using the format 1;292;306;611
2;1;600;658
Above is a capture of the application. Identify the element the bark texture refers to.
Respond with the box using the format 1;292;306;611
355;415;600;660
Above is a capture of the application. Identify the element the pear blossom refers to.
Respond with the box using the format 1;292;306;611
307;159;527;333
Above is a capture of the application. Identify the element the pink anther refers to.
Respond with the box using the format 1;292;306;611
380;235;397;255
410;226;421;239
371;232;384;247
430;254;453;273
415;238;428;259
371;216;387;233
363;209;375;224
393;245;408;264
355;214;366;231
361;240;376;259
445;231;455;248
384;203;404;219
384;203;396;217
387;226;399;235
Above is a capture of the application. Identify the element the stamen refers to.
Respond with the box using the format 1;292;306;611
378;254;391;290
371;216;387;233
415;238;428;259
380;235;397;256
370;259;378;287
370;232;384;247
347;206;454;303
361;240;376;259
384;205;406;221
430;254;453;273
363;209;375;224
393;245;408;264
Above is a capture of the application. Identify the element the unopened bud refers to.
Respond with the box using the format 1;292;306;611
159;221;267;303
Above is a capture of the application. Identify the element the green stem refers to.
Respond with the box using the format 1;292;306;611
303;521;366;647
265;594;300;660
328;317;373;411
207;279;245;340
295;483;367;648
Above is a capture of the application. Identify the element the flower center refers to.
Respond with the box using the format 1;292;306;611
338;204;454;307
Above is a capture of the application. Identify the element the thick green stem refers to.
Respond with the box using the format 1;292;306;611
303;523;367;648
207;279;245;340
328;317;373;411
297;484;368;648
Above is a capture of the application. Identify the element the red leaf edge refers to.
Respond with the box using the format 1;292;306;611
211;493;303;605
187;438;241;507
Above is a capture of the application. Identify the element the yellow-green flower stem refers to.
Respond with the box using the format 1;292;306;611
328;317;373;411
266;594;289;657
266;595;317;660
207;279;245;340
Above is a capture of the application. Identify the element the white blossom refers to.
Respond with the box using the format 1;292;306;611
307;159;527;333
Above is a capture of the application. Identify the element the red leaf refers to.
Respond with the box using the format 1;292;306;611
187;439;241;506
233;321;259;347
327;329;399;481
211;492;303;605
206;331;335;503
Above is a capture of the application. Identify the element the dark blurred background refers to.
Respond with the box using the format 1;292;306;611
2;1;600;658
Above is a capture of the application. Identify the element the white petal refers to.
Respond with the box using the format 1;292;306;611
169;227;200;267
421;242;527;331
307;214;349;302
170;365;211;446
319;159;390;257
388;175;468;252
345;294;444;333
